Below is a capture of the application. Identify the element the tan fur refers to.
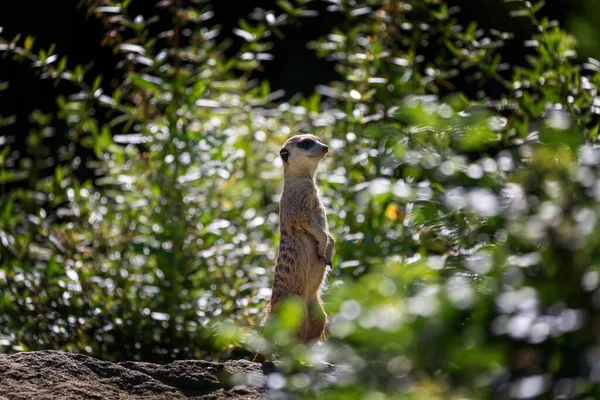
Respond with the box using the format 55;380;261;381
253;134;334;363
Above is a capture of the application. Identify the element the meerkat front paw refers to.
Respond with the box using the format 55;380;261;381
316;249;326;262
325;236;335;264
316;248;332;266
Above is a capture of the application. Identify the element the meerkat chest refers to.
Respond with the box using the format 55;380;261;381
280;184;326;225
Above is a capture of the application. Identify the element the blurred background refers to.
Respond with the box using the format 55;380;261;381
1;0;600;398
0;0;597;173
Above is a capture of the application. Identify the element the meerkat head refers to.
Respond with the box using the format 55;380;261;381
280;134;329;177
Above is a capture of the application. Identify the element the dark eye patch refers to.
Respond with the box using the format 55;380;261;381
280;148;290;162
297;139;314;149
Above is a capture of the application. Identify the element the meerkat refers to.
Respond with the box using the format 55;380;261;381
253;134;334;363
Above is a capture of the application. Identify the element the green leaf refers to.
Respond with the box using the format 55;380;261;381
93;125;113;157
531;0;546;14
55;166;64;184
277;0;295;14
24;36;34;52
260;80;270;97
129;73;163;93
92;75;102;92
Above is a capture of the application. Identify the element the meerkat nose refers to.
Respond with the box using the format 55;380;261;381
322;145;329;153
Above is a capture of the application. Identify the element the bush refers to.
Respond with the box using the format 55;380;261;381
1;0;600;398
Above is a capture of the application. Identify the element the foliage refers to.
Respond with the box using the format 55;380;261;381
1;0;600;398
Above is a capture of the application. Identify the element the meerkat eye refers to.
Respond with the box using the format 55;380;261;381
297;139;314;149
280;148;290;162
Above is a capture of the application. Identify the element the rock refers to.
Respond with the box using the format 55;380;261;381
0;351;266;399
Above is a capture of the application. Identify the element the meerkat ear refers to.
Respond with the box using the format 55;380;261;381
280;148;289;162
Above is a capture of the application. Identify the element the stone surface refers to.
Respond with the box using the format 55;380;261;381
0;351;267;399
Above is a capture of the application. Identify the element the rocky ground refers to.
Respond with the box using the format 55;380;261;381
0;350;288;399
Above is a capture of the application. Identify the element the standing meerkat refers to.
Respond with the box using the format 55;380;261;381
253;134;334;363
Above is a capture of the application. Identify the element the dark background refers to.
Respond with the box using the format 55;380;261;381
0;0;586;170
